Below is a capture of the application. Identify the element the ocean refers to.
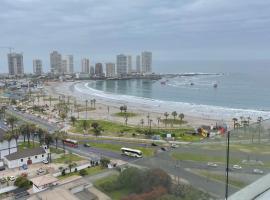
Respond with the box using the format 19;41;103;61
72;60;270;120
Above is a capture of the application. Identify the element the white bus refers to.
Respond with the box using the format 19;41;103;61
121;147;143;158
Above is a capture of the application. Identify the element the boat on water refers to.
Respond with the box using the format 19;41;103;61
160;81;166;85
213;83;218;88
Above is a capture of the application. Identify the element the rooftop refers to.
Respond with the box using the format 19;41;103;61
5;147;46;161
31;174;58;187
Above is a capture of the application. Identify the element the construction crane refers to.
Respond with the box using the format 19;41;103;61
0;46;14;53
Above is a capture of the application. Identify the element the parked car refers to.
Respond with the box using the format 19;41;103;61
232;165;242;170
9;176;16;181
84;143;90;147
161;147;168;151
151;143;158;146
43;159;49;164
253;169;264;174
37;168;45;175
171;143;179;148
0;177;7;184
207;162;218;167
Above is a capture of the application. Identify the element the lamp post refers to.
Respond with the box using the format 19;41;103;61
225;131;230;200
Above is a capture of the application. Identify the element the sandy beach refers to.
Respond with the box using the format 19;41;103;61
44;81;230;128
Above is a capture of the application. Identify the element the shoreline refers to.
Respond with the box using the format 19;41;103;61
44;81;269;128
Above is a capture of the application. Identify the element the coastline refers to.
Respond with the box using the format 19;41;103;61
44;81;270;128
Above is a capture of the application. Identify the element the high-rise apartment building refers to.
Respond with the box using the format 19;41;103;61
50;51;62;74
33;59;42;75
95;63;103;77
106;63;115;77
141;51;152;73
8;53;24;76
63;55;74;74
81;58;90;74
136;55;141;73
90;66;95;76
127;55;132;74
116;54;127;76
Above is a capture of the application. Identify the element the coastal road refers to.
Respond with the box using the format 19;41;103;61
6;107;59;132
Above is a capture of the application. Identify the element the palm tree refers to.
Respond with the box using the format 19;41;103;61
164;112;169;127
85;100;88;119
232;118;238;129
179;113;185;122
4;131;13;155
82;120;89;136
36;128;45;145
68;161;77;173
12;129;20;148
91;122;103;137
149;119;153;130
70;116;77;126
140;119;144;128
120;106;124;113
44;133;54;148
93;99;96;109
172;111;177;121
157;117;161;129
6;116;18;134
257;117;263;144
52;131;60;149
146;113;150;126
60;131;67;154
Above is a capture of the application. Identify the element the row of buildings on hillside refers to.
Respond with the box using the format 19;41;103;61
5;51;152;78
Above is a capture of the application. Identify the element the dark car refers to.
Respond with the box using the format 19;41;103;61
161;147;168;151
151;143;158;146
84;143;90;147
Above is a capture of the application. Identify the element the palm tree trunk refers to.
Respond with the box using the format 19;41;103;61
8;141;10;154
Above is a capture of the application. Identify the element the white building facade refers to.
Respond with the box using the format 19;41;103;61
116;54;127;76
106;63;115;77
33;59;43;75
141;51;152;74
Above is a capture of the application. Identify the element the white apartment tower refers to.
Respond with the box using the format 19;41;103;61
50;51;62;74
81;58;90;74
116;54;127;76
8;53;24;76
62;55;74;74
136;55;141;73
141;51;152;73
106;63;115;77
127;55;132;74
33;59;42;75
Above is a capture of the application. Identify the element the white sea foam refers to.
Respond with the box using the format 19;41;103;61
63;81;270;120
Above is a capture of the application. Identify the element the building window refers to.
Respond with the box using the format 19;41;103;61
21;159;23;162
28;157;30;160
42;155;44;157
35;156;37;159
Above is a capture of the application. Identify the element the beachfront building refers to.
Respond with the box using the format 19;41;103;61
127;55;132;74
95;63;103;77
3;146;49;168
90;66;95;76
31;174;58;193
8;52;24;76
116;54;127;77
136;55;141;73
33;59;43;75
106;63;116;77
62;55;74;74
81;58;90;74
141;51;152;74
0;128;17;160
50;51;62;74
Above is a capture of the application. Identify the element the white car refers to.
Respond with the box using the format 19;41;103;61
233;165;242;170
207;162;218;167
43;159;49;164
37;168;45;175
9;176;16;181
253;169;264;174
171;143;179;148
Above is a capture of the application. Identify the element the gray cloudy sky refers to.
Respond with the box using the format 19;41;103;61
0;0;270;72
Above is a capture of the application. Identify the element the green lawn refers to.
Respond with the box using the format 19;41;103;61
88;142;155;157
58;166;103;180
161;118;187;125
54;153;84;164
94;175;132;200
113;112;138;117
194;170;247;188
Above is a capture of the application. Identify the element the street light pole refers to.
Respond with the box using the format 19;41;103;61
225;131;230;200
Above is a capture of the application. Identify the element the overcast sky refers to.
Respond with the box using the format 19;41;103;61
0;0;270;73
